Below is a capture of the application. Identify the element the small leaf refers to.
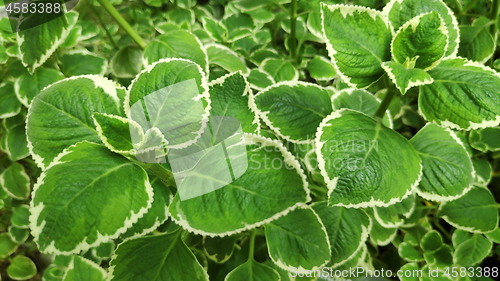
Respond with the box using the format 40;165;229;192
312;202;371;267
383;0;460;58
109;231;209;281
316;109;421;208
468;127;500;152
0;162;30;200
0;233;18;259
307;56;336;81
452;229;473;248
391;11;448;70
484;228;500;244
14;68;65;107
204;235;237;263
63;256;106;281
92;113;143;154
222;13;255;42
225;259;280;281
381;61;433;94
202;17;228;42
321;3;393;88
4;123;30;161
0;82;21;119
265;205;330;271
11;205;30;229
246;69;275;90
366;208;397;246
398;242;424;262
438;186;499;233
472;158;492;186
253;81;332;143
261;58;298;83
93;241;115;259
419;58;500;130
374;193;416;228
59;50;108;77
110;46;144;78
206;43;249;75
409;123;474;201
30;142;153;254
8;226;29;243
421;230;443;252
453;234;493;267
399;263;419;281
458;17;496;64
7;255;37;280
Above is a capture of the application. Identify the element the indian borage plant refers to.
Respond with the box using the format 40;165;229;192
0;0;500;280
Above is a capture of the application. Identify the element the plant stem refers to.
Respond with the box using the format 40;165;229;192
489;0;500;36
248;229;256;261
147;163;177;187
290;0;297;64
374;75;397;119
96;0;147;49
89;1;119;50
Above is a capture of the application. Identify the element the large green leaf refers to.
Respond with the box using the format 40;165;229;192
62;256;106;281
209;71;259;134
265;205;330;271
253;82;332;143
312;202;371;267
382;61;433;95
321;3;393;88
225;260;280;281
409;123;474;201
206;43;249;75
59;50;108;77
14;68;65;107
438;186;499;233
30;142;153;254
26;75;125;169
458;17;496;64
125;58;209;150
169;134;310;236
143;29;208;74
391;11;448;70
316;109;421;208
17;11;73;73
109;231;209;281
453;234;493;267
0;82;21;118
419;58;500;130
382;0;460;58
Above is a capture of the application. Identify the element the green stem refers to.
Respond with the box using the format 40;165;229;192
451;0;462;14
89;1;119;50
96;0;147;49
147;163;177;187
489;0;499;37
248;229;256;261
290;0;297;64
374;75;397;119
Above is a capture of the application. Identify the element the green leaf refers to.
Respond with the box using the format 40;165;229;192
7;255;37;280
468;127;500;152
11;205;30;229
250;48;280;66
383;0;460;58
373;193;416;228
59;50;108;77
169;135;310;236
419;63;500;130
202;17;228;42
381;61;433;94
222;13;255;42
366;208;397;246
165;7;195;27
26;75;125;169
144;29;208;74
398;242;424;262
261;58;298;82
453;234;493;267
472;158;492;186
125;58;209;149
331;88;392;128
225;260;280;281
206;43;249;75
30;142;153;254
17;12;72;73
4;123;30;161
423;244;453;268
62;256;106;281
409;123;474;201
321;3;393;88
8;226;29;244
391;11;448;70
253;82;332;143
246;69;275;91
109;231;209;281
92;113;143;155
93;241;115;259
452;229;473;248
316;109;421;208
204;235;237;263
458;17;496;64
265;205;330;271
43;265;66;281
398;263;419;281
0;232;18;259
120;177;172;239
0;162;30;200
312;202;371;267
209;72;259;134
421;230;443;252
110;46;144;78
14;67;65;107
438;186;499;233
484;228;500;244
307;56;336;81
0;82;21;118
